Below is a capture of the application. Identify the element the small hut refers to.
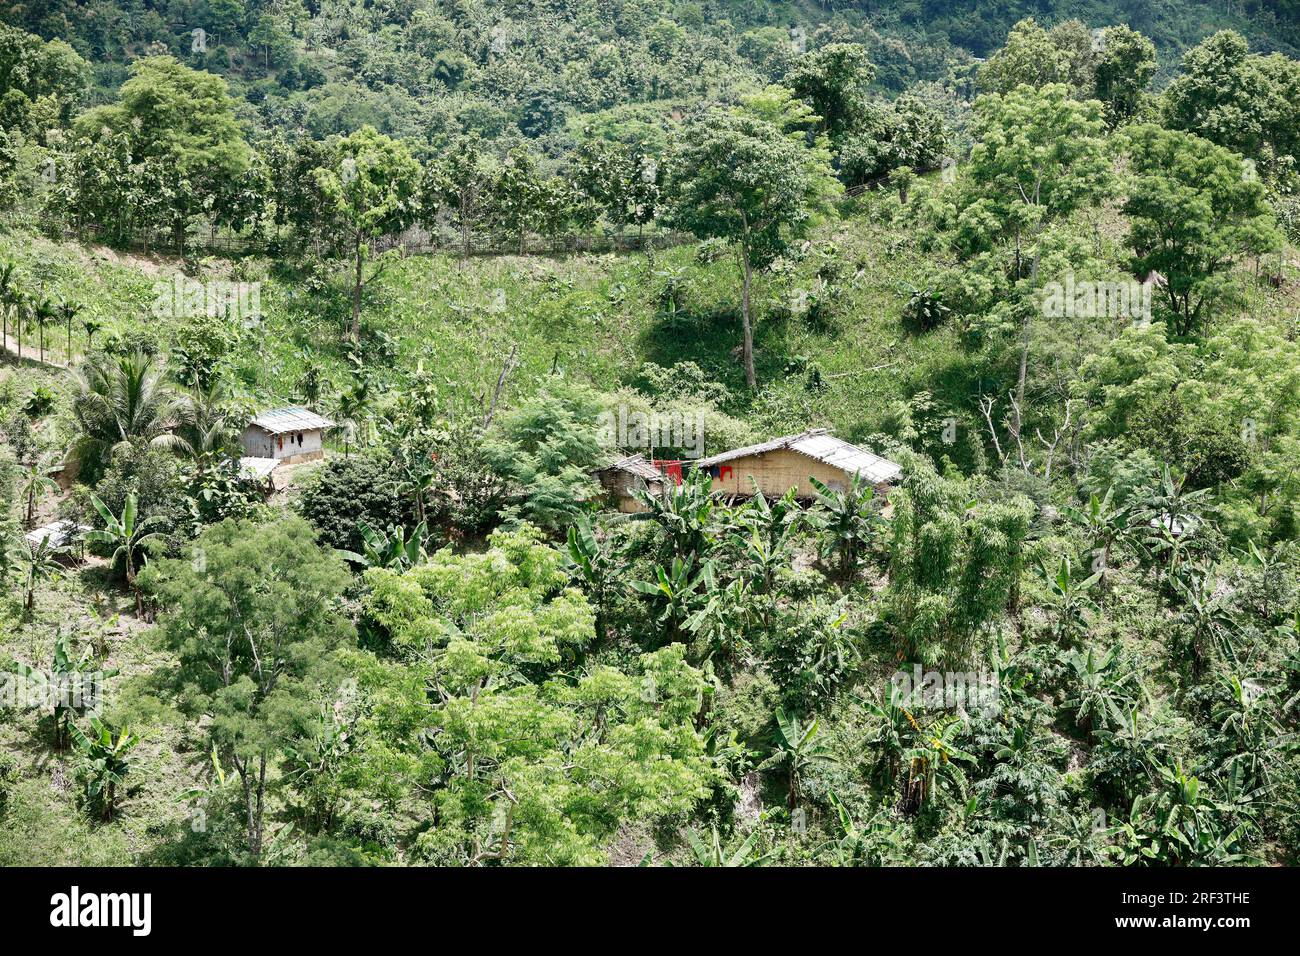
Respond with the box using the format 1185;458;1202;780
238;456;280;495
592;453;665;513
240;407;334;464
690;428;901;499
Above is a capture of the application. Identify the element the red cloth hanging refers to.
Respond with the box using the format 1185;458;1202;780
654;460;683;485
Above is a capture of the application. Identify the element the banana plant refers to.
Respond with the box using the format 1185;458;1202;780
860;681;914;789
337;521;429;572
1212;674;1290;793
1061;486;1130;591
683;575;758;668
682;823;772;867
85;492;168;617
819;790;908;866
1170;561;1239;677
762;707;838;809
632;469;715;562
71;717;140;821
1108;762;1255;866
807;473;878;581
12;633;118;749
1038;554;1100;645
565;514;619;643
630;554;711;645
1133;466;1211;583
1063;645;1140;741
900;713;974;815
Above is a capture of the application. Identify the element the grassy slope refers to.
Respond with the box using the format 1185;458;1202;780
2;186;1297;864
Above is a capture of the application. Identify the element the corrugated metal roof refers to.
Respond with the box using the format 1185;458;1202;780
694;429;831;467
595;453;663;481
25;520;83;549
239;457;280;480
694;428;901;484
249;406;335;435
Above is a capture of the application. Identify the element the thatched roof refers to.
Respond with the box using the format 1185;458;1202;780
595;453;663;481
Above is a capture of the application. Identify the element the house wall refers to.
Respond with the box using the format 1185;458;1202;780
596;470;663;513
240;426;274;458
240;427;325;462
701;448;890;499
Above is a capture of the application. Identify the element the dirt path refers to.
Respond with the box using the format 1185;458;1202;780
0;330;71;369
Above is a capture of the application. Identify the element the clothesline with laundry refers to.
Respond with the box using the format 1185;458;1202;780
651;460;733;485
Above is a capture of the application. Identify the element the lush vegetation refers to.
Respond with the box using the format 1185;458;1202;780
1;5;1299;867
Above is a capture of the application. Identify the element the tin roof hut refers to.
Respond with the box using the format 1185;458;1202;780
240;407;334;465
691;428;901;499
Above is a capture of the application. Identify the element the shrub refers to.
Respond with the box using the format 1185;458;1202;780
298;455;412;553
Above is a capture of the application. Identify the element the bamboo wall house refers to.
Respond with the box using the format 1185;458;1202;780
592;453;667;512
594;430;902;510
690;429;901;499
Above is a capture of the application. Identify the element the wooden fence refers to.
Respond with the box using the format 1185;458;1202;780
61;223;694;261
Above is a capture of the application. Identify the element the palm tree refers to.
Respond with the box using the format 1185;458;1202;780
19;456;60;529
762;708;838;809
71;718;139;821
11;288;27;359
0;260;16;353
85;492;168;616
69;350;181;480
31;295;56;364
55;297;81;364
81;314;104;351
174;379;238;481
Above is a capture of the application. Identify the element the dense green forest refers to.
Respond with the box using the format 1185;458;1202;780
0;1;1299;867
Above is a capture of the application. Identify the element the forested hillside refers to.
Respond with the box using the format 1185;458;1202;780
3;0;1298;152
1;3;1299;869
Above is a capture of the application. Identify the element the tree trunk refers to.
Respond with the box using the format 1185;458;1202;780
126;553;143;618
739;246;756;390
351;232;363;343
460;193;473;260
